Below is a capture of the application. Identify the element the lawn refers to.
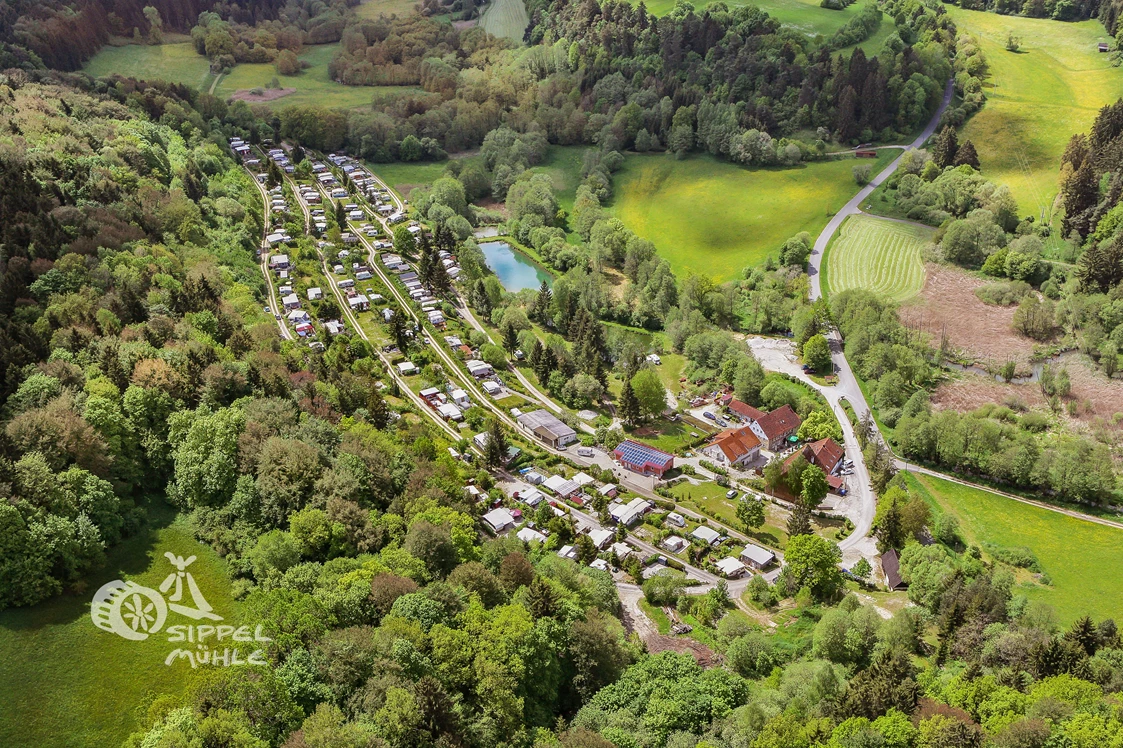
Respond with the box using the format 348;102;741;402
627;415;718;453
670;481;788;548
479;0;530;41
0;505;243;747
905;471;1123;624
356;0;420;18
370;161;455;200
215;44;423;110
611;151;892;281
83;42;212;89
824;214;930;302
947;7;1119;219
635;0;890;53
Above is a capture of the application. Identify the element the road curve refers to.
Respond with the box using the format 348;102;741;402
804;79;954;556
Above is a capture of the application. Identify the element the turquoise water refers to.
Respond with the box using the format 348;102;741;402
480;241;552;292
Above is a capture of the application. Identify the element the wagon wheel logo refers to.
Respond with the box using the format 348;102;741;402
90;580;168;641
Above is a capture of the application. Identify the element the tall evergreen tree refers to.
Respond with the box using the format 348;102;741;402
619;379;641;426
367;386;391;429
335;200;347;228
503;324;518;352
534;281;553;324
484;418;508;468
931;125;959;169
389;309;410;353
952;140;980;169
875;496;904;551
787;501;812;537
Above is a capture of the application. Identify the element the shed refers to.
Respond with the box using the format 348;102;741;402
882;549;907;590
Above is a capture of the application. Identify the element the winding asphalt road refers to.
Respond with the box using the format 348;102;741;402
800;79;955;558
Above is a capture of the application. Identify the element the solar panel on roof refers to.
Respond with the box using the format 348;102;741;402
615;440;673;466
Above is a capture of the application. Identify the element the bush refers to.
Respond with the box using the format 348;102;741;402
982;542;1041;572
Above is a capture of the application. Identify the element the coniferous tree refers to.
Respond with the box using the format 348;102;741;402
527;575;557;619
503;324;518;352
1063;159;1100;238
534;281;553;324
335;200;347;228
389;309;410;353
875;496;904;551
931;125;959;169
484;418;508;468
367;386;391;429
952;140;980;169
619;379;641;426
787;501;812;537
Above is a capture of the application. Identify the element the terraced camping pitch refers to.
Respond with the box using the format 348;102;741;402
825;214;930;302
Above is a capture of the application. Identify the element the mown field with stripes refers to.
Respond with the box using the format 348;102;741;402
479;0;529;40
825;214;930;302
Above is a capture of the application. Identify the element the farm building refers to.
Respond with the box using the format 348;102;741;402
613;440;675;478
692;525;721;545
702;425;762;467
516;409;578;449
715;557;747;578
740;543;776;570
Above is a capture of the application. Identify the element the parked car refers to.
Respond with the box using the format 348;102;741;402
577;447;594;457
725;489;738;499
703;411;717;421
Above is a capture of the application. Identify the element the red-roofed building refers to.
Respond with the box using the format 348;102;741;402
783;437;847;494
751;404;802;450
727;399;765;422
702;426;762;468
613;440;675;478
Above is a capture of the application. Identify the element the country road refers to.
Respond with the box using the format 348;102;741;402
801;79;954;557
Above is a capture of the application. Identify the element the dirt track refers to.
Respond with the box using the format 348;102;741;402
616;583;718;666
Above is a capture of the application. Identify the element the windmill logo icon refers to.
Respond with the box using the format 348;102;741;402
91;553;222;641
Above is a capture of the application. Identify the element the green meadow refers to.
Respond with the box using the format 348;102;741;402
948;7;1119;218
824;213;930;302
905;472;1123;624
82;42;212;88
638;0;891;52
0;505;243;748
215;43;422;110
357;0;420;19
611;151;892;281
479;0;531;41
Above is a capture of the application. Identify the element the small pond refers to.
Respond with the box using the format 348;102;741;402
480;241;552;293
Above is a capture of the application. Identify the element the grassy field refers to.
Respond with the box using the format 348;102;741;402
611;151;892;281
479;0;530;40
905;472;1123;624
83;42;212;88
824;214;930;302
215;43;422;110
0;505;242;747
370;161;454;200
948;7;1119;219
635;0;889;52
357;0;420;18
